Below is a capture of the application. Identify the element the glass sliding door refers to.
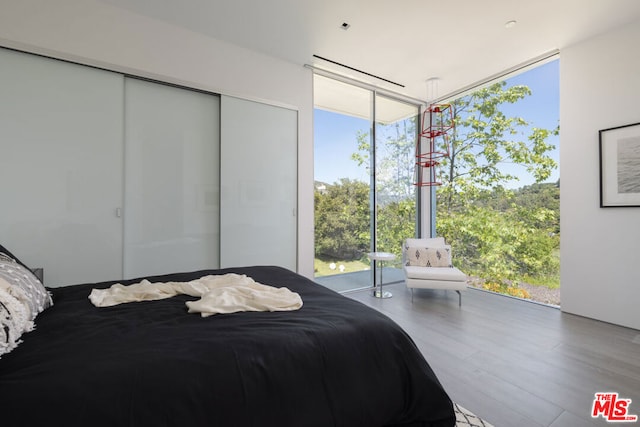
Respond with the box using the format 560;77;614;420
220;96;298;271
0;48;125;286
373;95;420;272
313;74;420;292
124;78;221;279
313;75;373;292
375;95;420;266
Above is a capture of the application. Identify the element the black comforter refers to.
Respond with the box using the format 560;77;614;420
0;266;454;427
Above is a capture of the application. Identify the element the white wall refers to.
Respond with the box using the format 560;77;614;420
560;19;640;330
0;0;315;278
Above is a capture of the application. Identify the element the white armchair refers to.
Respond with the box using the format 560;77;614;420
403;237;467;306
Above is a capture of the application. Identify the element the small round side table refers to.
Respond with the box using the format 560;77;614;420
367;252;396;298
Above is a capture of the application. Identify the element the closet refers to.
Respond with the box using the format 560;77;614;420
220;96;297;270
0;47;297;286
123;78;221;279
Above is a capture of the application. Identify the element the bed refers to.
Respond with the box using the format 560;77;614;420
0;245;455;427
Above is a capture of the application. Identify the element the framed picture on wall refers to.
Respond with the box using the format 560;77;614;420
600;122;640;207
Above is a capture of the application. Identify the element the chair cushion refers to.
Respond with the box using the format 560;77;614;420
404;265;467;282
405;276;467;291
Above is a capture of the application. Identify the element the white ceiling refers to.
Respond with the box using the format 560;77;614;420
99;0;640;102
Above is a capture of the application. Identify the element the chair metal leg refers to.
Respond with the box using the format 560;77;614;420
409;287;461;306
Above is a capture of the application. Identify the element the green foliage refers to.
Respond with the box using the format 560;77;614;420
437;195;559;287
347;116;419;265
314;79;560;293
376;198;416;267
434;81;560;288
314;178;370;260
437;82;559;210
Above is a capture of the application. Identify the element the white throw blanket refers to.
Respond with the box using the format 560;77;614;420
89;273;303;317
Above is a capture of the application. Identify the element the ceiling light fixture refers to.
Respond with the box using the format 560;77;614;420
505;20;517;29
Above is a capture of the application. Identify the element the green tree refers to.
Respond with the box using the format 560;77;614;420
350;117;418;263
437;82;558;210
479;182;560;234
438;202;559;286
313;81;560;293
351;117;417;201
376;198;416;266
314;178;370;260
435;82;559;288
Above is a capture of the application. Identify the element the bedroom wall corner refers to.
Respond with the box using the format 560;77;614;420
559;19;640;330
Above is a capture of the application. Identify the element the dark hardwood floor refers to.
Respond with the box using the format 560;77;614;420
347;282;640;427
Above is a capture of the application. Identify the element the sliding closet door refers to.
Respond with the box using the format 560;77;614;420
123;78;220;279
220;96;297;270
0;48;124;286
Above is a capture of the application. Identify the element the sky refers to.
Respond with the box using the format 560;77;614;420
314;109;371;184
314;59;560;189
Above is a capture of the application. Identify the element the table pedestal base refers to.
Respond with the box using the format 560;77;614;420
373;289;392;299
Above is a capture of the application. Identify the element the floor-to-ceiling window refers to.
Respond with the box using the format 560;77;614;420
313;74;420;292
433;59;560;306
373;95;420;266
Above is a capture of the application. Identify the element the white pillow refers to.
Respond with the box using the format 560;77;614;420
405;245;452;268
0;257;52;319
0;255;52;358
0;279;34;358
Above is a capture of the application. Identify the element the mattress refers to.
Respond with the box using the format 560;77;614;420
0;265;454;427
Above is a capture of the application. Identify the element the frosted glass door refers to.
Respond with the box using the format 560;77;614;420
123;78;220;279
220;96;297;270
0;48;124;286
